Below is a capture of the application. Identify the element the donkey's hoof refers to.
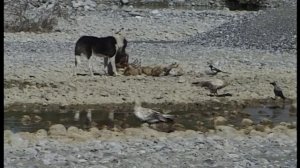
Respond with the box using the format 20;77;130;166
114;73;121;76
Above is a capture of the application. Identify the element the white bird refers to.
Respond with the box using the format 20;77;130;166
133;99;175;124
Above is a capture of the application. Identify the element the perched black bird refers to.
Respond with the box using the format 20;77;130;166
270;82;286;100
209;65;230;74
205;64;230;76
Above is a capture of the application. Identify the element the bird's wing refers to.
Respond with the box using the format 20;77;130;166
140;107;160;118
211;66;222;72
275;89;285;98
145;108;169;121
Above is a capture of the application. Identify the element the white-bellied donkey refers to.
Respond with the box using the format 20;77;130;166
74;28;128;76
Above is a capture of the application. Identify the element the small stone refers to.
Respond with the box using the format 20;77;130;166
89;127;101;138
288;122;297;129
141;123;150;128
215;125;238;137
241;118;254;127
249;130;266;137
10;133;29;148
33;115;42;123
178;76;185;83
264;126;272;133
35;129;47;139
100;93;109;97
67;126;79;134
21;115;31;125
255;124;265;132
169;67;184;76
272;125;288;132
241;129;251;135
49;124;67;136
279;122;289;127
151;10;160;14
214;116;227;127
260;118;272;126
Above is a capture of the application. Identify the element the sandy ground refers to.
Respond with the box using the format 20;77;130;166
4;6;297;107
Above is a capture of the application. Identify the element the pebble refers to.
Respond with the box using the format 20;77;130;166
178;76;185;83
214;116;227;127
35;129;48;139
49;124;67;136
255;124;265;132
241;118;254;127
260;118;273;126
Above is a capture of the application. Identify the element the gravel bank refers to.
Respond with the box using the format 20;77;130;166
4;126;297;168
186;3;297;53
4;6;297;106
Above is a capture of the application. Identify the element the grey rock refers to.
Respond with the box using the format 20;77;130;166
49;124;67;136
241;118;254;127
178;76;185;83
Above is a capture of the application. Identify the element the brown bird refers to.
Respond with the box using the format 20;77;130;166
192;79;228;96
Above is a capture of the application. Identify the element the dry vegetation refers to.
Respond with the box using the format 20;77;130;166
4;0;68;32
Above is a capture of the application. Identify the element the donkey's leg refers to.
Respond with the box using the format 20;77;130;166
74;55;81;76
103;57;109;75
88;58;94;76
109;54;120;76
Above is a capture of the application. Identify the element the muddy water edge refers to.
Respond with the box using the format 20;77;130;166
4;98;296;133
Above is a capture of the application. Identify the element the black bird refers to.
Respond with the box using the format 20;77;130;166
270;82;286;100
209;65;230;74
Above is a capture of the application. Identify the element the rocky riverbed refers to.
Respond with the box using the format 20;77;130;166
4;1;297;167
4;125;297;167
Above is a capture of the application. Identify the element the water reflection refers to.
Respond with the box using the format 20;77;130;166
4;102;297;133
